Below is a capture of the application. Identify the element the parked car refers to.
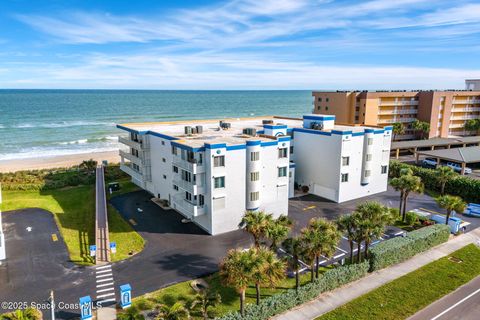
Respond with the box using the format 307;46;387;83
422;158;437;168
446;162;472;174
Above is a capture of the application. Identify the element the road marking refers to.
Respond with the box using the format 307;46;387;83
419;207;442;215
51;234;58;242
96;265;111;270
97;282;115;288
97;277;114;283
336;246;348;253
97;287;114;293
303;205;316;211
97;298;116;304
129;218;137;225
96;273;113;278
97;292;115;299
96;268;112;274
333;253;345;259
430;287;480;320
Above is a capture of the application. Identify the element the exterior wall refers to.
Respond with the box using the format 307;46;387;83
312;92;353;123
466;80;480;90
149;135;174;200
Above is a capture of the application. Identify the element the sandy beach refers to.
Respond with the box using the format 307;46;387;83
0;150;121;173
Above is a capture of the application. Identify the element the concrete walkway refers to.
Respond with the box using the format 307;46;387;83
273;228;480;320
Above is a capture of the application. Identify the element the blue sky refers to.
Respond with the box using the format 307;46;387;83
0;0;479;89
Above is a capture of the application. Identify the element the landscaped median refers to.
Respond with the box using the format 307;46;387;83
316;243;480;320
0;164;144;265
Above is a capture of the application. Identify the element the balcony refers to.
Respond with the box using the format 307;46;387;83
378;109;418;115
378;117;416;124
173;177;204;195
120;163;143;182
452;107;480;112
451;115;479;120
118;136;144;150
173;157;205;174
119;150;142;166
452;99;480;105
379;100;419;106
172;194;206;218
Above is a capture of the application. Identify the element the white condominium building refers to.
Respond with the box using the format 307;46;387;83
117;114;392;235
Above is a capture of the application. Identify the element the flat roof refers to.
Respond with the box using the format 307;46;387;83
118;115;383;148
416;146;480;163
391;136;480;150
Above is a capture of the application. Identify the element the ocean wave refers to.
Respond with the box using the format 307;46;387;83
11;120;116;129
0;144;120;161
58;136;118;145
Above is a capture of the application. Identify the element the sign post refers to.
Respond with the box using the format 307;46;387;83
79;296;92;320
89;245;96;257
110;242;116;254
120;284;132;309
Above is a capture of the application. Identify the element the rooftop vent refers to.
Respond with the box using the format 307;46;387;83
221;122;231;130
310;122;324;130
196;125;203;134
262;119;274;125
243;128;257;136
184;126;193;135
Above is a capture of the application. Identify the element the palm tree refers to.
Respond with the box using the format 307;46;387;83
354;201;394;258
390;167;413;215
436;195;467;225
2;308;42;320
307;218;341;278
390;168;423;222
155;302;189;320
118;306;145;320
265;218;291;252
190;288;221;320
464;119;480;135
219;248;255;316
411;120;430;139
241;211;273;247
392;122;405;140
282;237;303;292
79;159;98;173
336;214;358;263
299;227;317;282
251;247;286;305
436;166;456;195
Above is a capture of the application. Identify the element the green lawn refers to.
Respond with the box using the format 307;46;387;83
317;244;480;320
0;180;144;265
131;267;332;319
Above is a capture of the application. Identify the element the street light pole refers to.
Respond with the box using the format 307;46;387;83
49;290;55;320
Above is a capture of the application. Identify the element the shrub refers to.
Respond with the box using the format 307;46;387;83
369;224;450;271
389;160;480;203
405;211;419;226
217;261;369;320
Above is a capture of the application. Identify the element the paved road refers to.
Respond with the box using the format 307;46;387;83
96;166;110;263
0;209;94;319
409;275;480;320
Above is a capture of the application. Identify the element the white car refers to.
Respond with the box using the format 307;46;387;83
422;158;437;168
446;162;472;174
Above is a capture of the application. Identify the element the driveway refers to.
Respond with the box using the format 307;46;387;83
0;209;94;319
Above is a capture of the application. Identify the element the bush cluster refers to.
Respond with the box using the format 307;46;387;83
369;224;450;272
0;165;127;191
217;261;370;320
389;160;480;203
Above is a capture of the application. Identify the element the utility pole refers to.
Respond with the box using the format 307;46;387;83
49;290;55;320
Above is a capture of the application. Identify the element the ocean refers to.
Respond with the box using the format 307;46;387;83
0;90;312;160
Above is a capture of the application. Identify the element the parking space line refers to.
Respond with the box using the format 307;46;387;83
97;288;114;293
97;292;115;299
96;265;111;270
336;246;348;253
97;277;114;283
96;273;113;278
96;268;112;274
51;234;58;242
303;205;316;211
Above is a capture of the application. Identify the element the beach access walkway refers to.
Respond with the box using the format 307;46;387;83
95;165;110;264
273;227;480;320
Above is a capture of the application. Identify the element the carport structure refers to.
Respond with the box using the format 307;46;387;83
392;136;480;159
414;146;480;175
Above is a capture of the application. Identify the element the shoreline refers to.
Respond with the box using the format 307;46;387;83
0;150;120;173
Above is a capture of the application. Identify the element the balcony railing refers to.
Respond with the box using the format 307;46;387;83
451;107;480;112
378;109;418;115
173;157;205;174
172;178;204;195
452;99;480;105
118;136;144;150
171;194;206;218
120;163;143;182
451;115;479;120
379;100;419;106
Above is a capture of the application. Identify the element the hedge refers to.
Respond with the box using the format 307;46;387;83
0;165;128;191
389;160;480;203
217;261;370;320
369;224;450;272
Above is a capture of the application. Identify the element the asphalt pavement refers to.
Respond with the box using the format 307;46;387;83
409;275;480;320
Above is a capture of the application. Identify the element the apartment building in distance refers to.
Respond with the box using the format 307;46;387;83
466;79;480;91
117;114;392;235
312;90;480;140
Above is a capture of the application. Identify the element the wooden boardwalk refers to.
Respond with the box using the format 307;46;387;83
95;165;110;264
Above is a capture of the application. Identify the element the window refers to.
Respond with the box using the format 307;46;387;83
250;191;260;201
251;151;260;161
341;173;349;182
162;157;166;163
214;176;225;188
365;170;371;177
290;146;294;154
325;106;329;111
171;145;178;155
318;97;322;102
278;167;287;177
161;141;165;145
250;172;260;181
326;98;329;102
186;192;192;201
342;156;350;166
366;154;372;161
317;106;321;111
213;155;225;167
278;148;288;158
381;165;388;174
367;138;373;145
173;166;178;173
163;175;167;179
199;194;204;206
173;185;179;191
181;170;192;182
